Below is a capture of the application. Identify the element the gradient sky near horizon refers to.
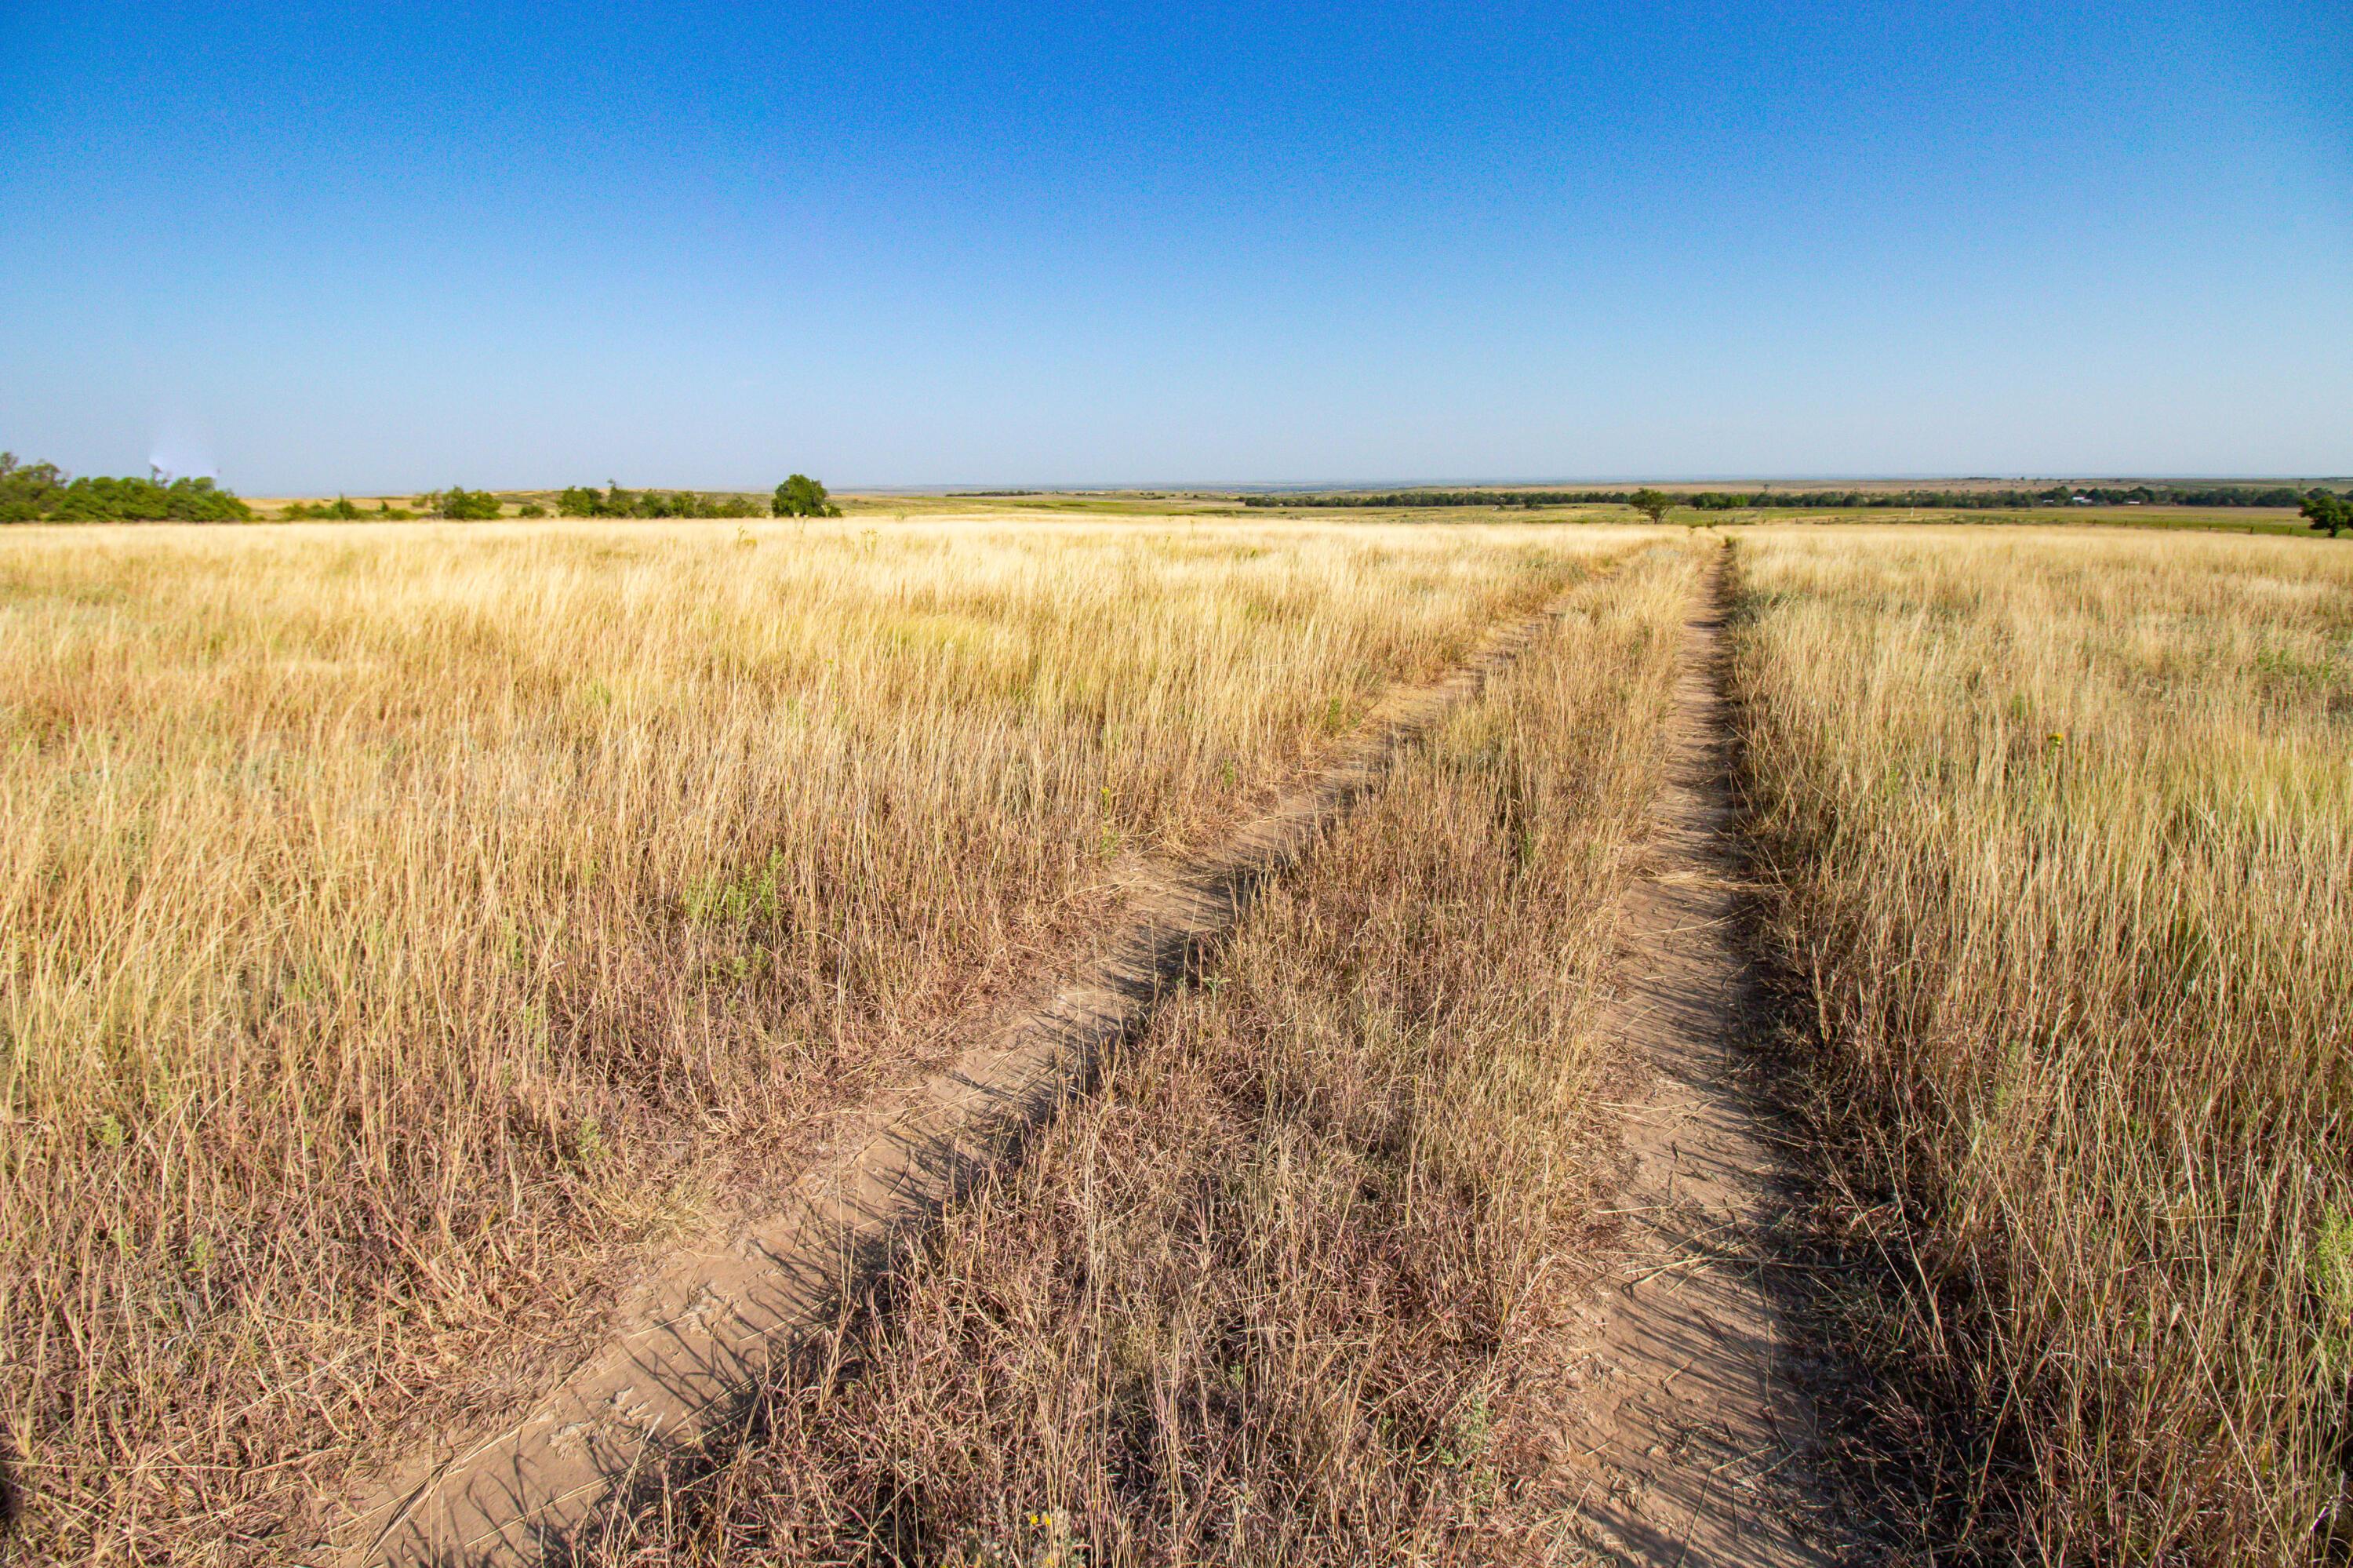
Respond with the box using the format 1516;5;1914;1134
2;2;2348;492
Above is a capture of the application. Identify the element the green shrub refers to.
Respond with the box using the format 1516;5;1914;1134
4;457;253;522
0;453;64;522
422;487;504;520
772;474;839;518
282;495;371;520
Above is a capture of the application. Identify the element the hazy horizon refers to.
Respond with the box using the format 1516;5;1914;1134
845;472;2353;494
217;473;2353;500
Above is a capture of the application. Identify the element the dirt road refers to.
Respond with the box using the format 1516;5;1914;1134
332;549;1849;1564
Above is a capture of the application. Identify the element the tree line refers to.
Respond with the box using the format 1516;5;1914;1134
556;483;762;518
0;456;842;524
0;454;253;522
555;475;838;518
1243;483;2350;511
282;497;419;519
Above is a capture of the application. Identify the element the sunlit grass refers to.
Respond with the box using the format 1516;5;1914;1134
1732;526;2353;1562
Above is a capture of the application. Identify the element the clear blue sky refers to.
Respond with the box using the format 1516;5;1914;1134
2;2;2347;491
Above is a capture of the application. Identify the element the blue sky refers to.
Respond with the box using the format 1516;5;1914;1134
2;2;2347;491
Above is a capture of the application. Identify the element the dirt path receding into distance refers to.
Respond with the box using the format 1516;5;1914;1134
329;548;1855;1566
1556;547;1843;1564
325;573;1616;1566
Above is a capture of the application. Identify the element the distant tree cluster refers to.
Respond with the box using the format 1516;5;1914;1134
1244;483;2351;511
421;486;504;520
0;453;254;522
282;496;416;520
772;474;839;517
556;482;769;518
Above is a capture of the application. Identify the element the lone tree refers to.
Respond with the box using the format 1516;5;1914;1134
2303;491;2351;539
1630;487;1675;525
773;474;839;518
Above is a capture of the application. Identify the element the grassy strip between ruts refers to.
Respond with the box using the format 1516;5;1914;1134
562;541;1707;1563
1729;526;2353;1562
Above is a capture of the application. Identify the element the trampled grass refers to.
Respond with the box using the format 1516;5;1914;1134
0;517;1644;1562
1731;526;2353;1561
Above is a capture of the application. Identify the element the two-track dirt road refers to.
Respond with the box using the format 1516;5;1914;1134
329;548;1844;1565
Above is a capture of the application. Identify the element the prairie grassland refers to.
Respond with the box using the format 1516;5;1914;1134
0;517;1645;1563
1731;527;2353;1561
570;540;1707;1563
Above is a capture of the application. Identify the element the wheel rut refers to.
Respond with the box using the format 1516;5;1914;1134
326;573;1612;1566
1557;549;1842;1564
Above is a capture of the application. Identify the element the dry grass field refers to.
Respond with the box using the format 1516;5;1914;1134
0;517;1644;1562
1732;527;2353;1561
10;511;2348;1566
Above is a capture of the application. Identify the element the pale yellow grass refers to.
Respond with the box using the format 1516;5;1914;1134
1731;526;2353;1561
0;516;1646;1563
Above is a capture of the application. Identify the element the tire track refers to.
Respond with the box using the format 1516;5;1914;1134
327;566;1620;1566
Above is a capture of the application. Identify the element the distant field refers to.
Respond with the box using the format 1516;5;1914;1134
1723;504;2312;535
225;484;2328;537
1733;526;2353;1559
0;517;1635;1561
842;490;2322;537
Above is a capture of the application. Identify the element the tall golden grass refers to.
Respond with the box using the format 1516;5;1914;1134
573;540;1707;1563
1731;526;2353;1561
0;517;1643;1563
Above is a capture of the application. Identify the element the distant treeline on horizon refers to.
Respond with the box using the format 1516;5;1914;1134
555;484;765;518
0;454;252;522
1243;483;2346;511
0;460;842;522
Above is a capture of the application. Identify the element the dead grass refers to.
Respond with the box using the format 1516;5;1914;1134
0;516;1655;1564
1729;526;2353;1562
563;540;1707;1564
